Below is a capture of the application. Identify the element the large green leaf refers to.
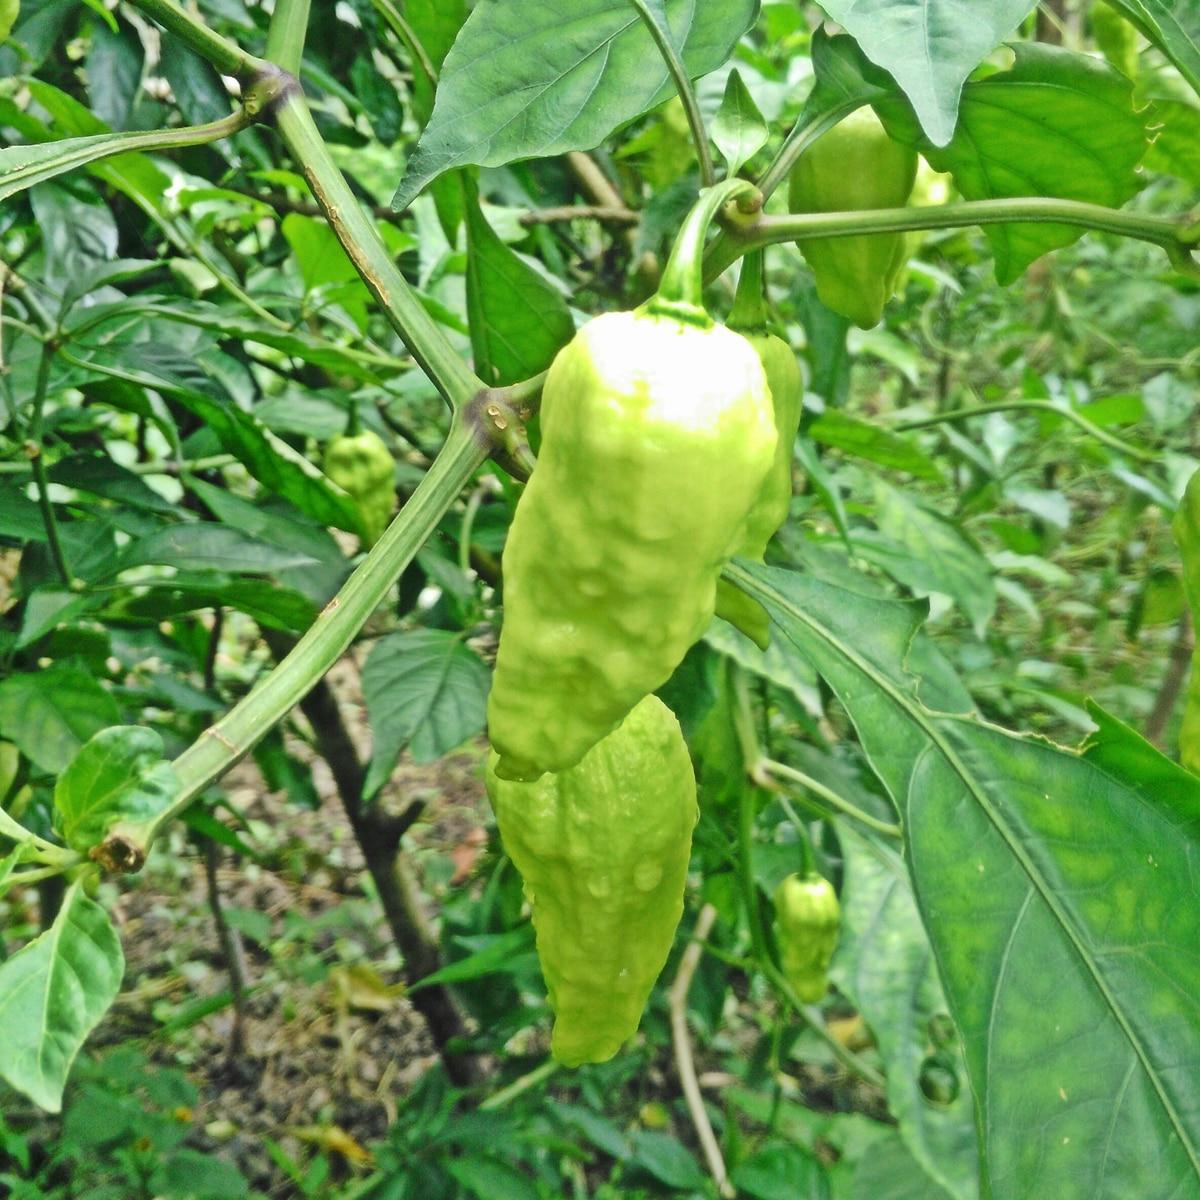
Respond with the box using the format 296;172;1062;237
393;0;759;208
832;825;979;1200
361;629;490;797
815;0;1035;146
0;663;120;774
881;44;1148;283
464;178;575;387
55;726;177;852
0;881;124;1112
732;561;1200;1200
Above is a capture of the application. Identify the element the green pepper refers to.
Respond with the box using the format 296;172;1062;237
488;182;778;781
486;694;698;1066
323;428;395;547
789;106;918;329
715;251;804;649
774;871;840;1003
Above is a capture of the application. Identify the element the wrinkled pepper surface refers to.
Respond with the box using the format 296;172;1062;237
487;307;776;781
486;694;698;1066
789;106;918;329
774;871;841;1003
715;253;803;648
323;429;395;547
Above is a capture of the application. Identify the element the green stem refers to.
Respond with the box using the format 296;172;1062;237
706;197;1200;282
730;668;884;1087
101;417;489;870
763;760;902;839
765;956;887;1088
894;399;1156;463
756;102;860;201
649;179;760;321
126;0;264;79
372;0;439;91
265;0;312;75
28;342;71;585
727;247;768;333
776;794;816;874
271;93;483;408
0;453;238;478
628;0;714;188
479;1060;559;1111
2;110;252;201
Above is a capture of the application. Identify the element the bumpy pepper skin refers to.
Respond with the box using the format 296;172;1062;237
715;331;803;648
773;872;841;1003
323;430;395;547
487;309;776;782
788;107;918;329
486;695;698;1066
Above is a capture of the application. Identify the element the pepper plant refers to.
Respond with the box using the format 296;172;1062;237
0;2;1198;1198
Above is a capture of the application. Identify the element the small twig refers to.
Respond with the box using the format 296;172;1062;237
1145;612;1194;746
203;838;249;1055
669;904;733;1198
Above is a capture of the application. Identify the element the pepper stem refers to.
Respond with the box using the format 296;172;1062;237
345;401;361;437
727;248;769;334
647;178;761;323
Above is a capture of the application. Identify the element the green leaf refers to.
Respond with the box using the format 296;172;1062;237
713;68;768;177
54;726;176;852
115;574;318;634
280;213;371;332
446;1155;539;1200
831;826;979;1200
628;1130;708;1190
73;347;363;535
881;43;1148;283
733;561;1200;1200
464;177;575;387
0;663;120;774
362;630;490;797
0;881;124;1113
409;925;537;990
730;1142;831;1200
86;20;143;132
392;0;759;208
1105;0;1200;99
116;523;319;576
863;479;996;637
807;409;940;479
816;0;1035;146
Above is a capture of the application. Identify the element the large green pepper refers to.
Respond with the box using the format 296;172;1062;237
773;871;840;1003
323;428;395;547
715;252;804;649
486;694;698;1065
488;183;777;782
789;106;918;329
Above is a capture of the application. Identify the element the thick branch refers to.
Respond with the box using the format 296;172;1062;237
276;648;480;1086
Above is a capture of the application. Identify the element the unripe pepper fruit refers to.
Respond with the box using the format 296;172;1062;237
323;423;395;547
485;694;698;1066
789;106;918;329
487;181;778;782
715;250;803;649
773;871;841;1003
